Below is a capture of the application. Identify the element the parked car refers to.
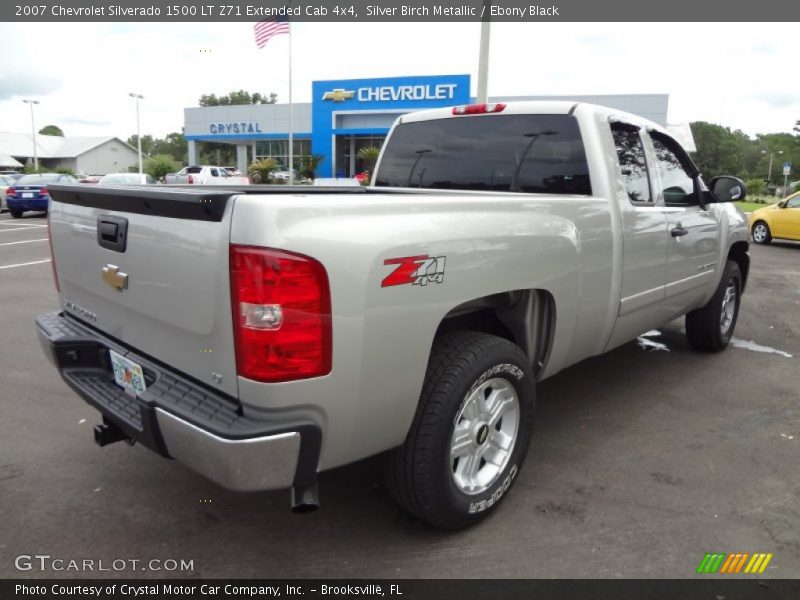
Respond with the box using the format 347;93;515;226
312;177;362;187
271;169;299;184
750;192;800;243
165;165;249;185
78;175;103;184
6;173;77;217
39;101;749;529
98;173;157;185
0;174;15;211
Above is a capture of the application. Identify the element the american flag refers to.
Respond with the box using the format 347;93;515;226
254;15;290;48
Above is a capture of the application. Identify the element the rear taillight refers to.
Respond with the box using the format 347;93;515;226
452;103;507;115
40;186;49;197
5;187;14;196
230;245;331;382
188;175;194;184
47;211;60;292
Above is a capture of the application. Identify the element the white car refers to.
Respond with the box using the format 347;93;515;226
98;173;157;185
0;174;15;210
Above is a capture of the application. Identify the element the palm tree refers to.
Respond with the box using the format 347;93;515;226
356;146;382;176
300;154;325;181
248;158;279;183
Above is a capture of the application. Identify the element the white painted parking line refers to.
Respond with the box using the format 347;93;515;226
0;221;46;228
0;258;51;270
0;238;48;246
0;227;48;233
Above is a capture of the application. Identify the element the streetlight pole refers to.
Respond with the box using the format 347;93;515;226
129;93;144;175
763;149;783;184
22;99;40;170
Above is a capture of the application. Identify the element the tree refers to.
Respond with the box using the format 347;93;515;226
248;158;279;183
39;125;64;136
144;154;181;182
299;154;325;180
127;134;155;157
356;146;381;174
690;122;746;180
198;90;278;107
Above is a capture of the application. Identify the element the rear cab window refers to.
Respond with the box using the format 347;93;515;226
374;114;592;195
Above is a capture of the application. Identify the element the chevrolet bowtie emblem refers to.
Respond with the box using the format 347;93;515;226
322;88;355;102
102;264;128;291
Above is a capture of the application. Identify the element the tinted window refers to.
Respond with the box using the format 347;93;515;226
611;124;651;204
16;174;63;185
651;137;695;206
186;167;203;174
375;114;591;195
787;196;800;208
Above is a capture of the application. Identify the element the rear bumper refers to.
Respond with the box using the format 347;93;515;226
36;311;321;492
8;197;48;211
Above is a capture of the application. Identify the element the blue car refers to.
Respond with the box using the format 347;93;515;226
6;173;77;218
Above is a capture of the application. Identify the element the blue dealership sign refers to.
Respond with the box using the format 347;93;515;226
312;74;471;177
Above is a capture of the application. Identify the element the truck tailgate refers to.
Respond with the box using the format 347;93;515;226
47;185;240;398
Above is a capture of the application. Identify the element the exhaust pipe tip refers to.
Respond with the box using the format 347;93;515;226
291;482;320;513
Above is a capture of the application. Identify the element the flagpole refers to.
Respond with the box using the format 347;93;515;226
288;24;294;185
477;0;491;103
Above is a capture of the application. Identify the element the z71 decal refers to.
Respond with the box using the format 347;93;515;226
382;255;446;287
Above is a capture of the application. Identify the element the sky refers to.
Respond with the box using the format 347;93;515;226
0;21;798;141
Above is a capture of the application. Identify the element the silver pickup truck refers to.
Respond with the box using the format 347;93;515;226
38;101;749;529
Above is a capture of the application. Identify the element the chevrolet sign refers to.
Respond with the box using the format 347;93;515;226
322;84;458;103
322;89;355;102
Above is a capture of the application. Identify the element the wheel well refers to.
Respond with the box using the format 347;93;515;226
728;241;750;292
435;289;556;378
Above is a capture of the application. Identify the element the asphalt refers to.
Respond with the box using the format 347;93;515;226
0;210;797;579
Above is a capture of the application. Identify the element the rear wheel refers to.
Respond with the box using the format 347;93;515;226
9;209;22;218
385;331;535;529
751;221;772;244
685;260;742;351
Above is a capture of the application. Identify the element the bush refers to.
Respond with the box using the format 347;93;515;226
145;154;181;182
743;178;766;197
248;158;279;183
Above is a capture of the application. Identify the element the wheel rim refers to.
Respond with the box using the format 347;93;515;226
753;224;767;242
450;377;519;495
720;280;738;334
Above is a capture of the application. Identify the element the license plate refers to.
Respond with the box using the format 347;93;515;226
109;349;147;397
22;192;33;198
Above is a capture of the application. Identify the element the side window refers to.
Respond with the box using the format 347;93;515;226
210;168;219;177
610;123;651;205
786;197;800;209
651;136;696;206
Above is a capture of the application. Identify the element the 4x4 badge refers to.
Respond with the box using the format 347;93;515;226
382;255;446;287
102;264;128;291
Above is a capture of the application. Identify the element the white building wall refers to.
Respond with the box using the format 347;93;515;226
74;139;139;175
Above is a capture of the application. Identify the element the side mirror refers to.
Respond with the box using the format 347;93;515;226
777;200;788;208
709;176;747;203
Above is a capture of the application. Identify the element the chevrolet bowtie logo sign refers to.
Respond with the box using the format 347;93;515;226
102;264;128;291
322;88;355;102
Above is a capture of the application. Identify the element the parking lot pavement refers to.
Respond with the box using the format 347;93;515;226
0;218;797;579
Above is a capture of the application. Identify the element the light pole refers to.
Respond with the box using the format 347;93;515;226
129;93;144;175
22;99;40;170
762;149;783;184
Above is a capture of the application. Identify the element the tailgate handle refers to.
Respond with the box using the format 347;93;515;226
97;215;128;252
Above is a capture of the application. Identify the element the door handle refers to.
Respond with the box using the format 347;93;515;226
671;226;689;238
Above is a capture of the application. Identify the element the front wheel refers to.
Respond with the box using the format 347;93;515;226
685;260;742;351
751;221;772;244
385;331;535;529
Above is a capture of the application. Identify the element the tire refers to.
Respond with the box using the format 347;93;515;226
685;260;742;352
751;221;772;244
386;331;535;530
9;209;23;218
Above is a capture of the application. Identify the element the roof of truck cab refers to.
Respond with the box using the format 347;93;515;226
396;100;669;136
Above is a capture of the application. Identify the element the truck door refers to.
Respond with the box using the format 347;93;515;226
648;133;721;318
605;121;668;350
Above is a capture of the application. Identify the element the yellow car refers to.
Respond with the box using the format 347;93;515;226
750;192;800;244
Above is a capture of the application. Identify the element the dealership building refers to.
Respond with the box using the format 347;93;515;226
184;74;683;178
